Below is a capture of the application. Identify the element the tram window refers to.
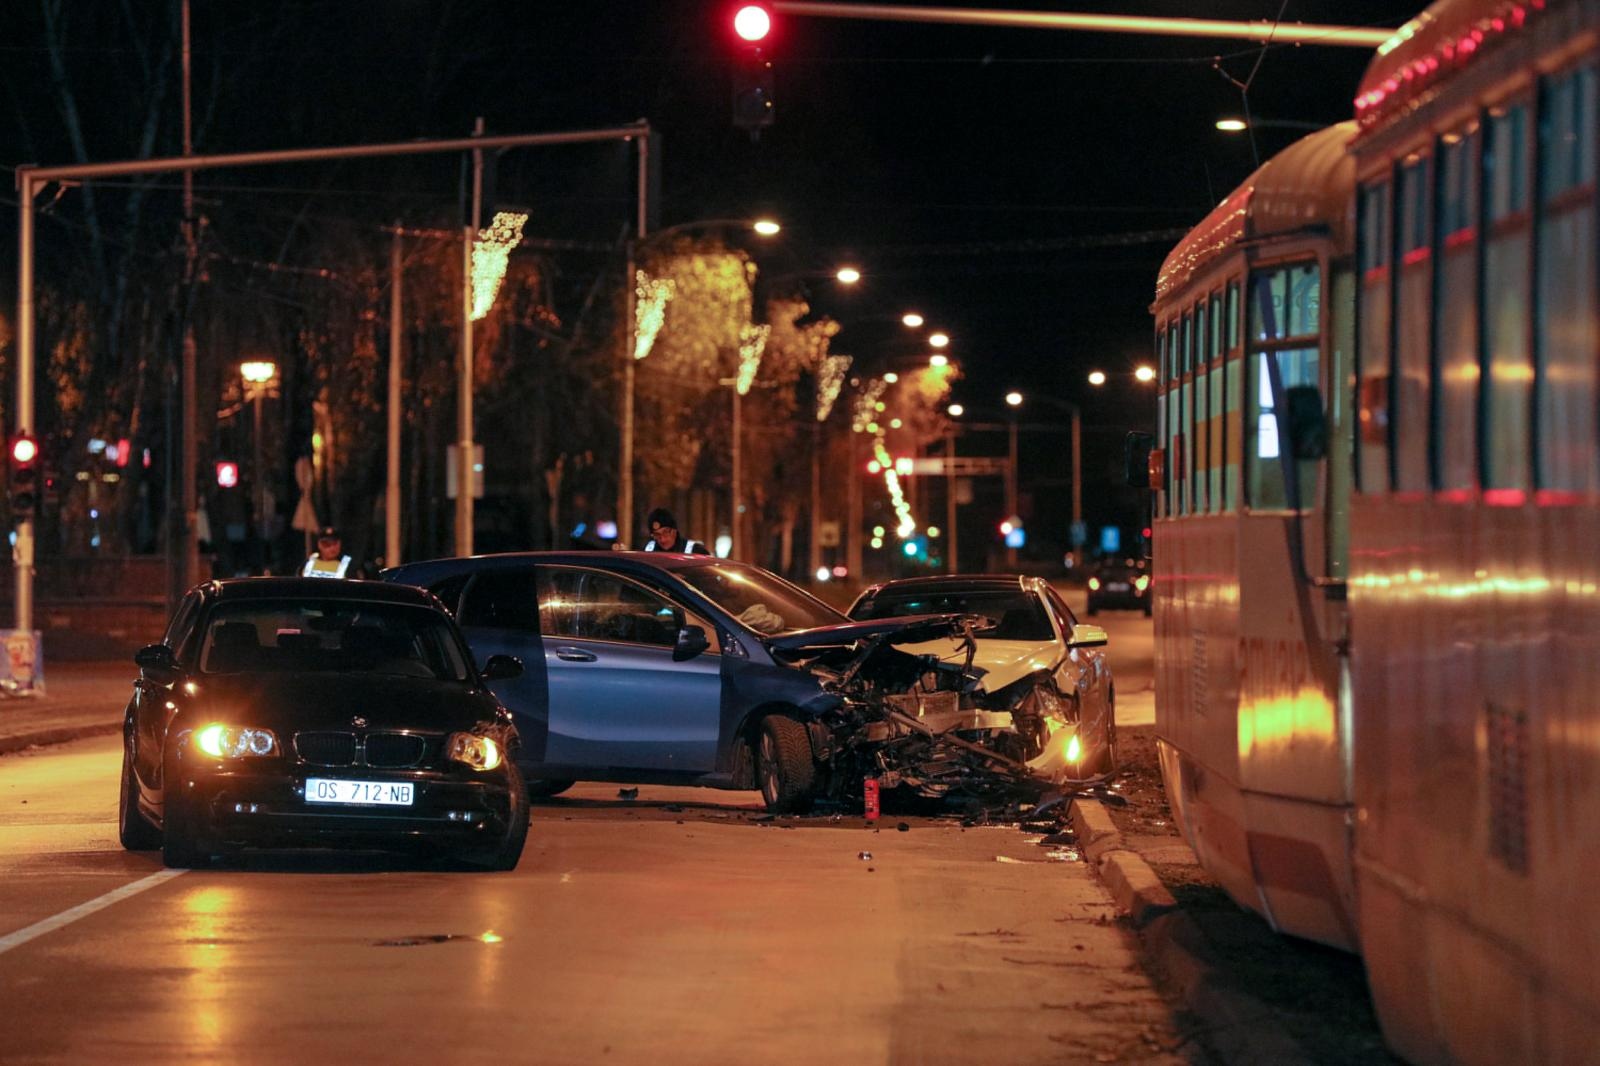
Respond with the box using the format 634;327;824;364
1437;128;1481;492
1394;157;1432;492
1209;293;1224;511
1536;66;1598;492
1224;280;1241;512
1226;281;1241;350
1251;265;1320;341
1195;300;1208;510
1357;180;1393;492
1248;349;1321;509
1484;103;1533;490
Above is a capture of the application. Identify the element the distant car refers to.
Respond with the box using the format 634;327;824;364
1086;558;1151;616
119;578;530;870
847;574;1117;779
384;553;1096;811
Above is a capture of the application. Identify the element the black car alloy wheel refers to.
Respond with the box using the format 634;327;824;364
756;716;815;814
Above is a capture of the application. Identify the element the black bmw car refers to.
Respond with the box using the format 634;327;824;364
118;578;530;869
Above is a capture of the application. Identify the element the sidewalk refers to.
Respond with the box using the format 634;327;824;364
0;660;132;756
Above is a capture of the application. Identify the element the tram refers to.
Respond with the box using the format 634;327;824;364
1145;1;1600;1061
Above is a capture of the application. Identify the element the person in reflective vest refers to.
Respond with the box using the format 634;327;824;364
643;508;709;554
303;526;353;578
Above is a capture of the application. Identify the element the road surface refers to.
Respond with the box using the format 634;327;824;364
0;733;1201;1064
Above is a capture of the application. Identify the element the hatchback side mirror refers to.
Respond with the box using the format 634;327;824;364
481;654;524;682
135;643;179;684
673;624;710;662
1069;624;1109;648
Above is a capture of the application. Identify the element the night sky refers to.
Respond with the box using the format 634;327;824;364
2;0;1416;554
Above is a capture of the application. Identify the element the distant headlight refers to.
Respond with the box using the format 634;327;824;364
194;723;278;759
447;732;503;771
1087;577;1101;591
1134;575;1150;592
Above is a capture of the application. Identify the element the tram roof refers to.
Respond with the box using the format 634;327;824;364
1153;122;1355;305
1356;0;1556;133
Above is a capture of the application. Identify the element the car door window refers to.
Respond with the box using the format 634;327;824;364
427;573;473;616
1045;588;1079;632
458;568;540;631
538;567;683;648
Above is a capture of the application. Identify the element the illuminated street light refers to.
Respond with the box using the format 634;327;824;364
1005;391;1023;407
947;403;964;417
1087;371;1108;386
240;360;278;385
928;332;950;348
1135;365;1157;383
883;372;899;384
929;353;949;368
835;266;862;284
1215;117;1249;132
902;312;924;328
752;218;781;236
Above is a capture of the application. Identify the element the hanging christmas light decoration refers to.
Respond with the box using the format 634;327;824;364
470;211;529;321
851;378;888;433
736;324;770;395
815;354;852;421
873;434;916;538
633;270;676;360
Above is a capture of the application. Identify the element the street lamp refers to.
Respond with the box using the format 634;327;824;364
929;332;950;348
1004;390;1023;407
1215;116;1324;132
1087;370;1108;386
947;403;964;417
753;218;781;236
1135;364;1157;383
902;312;924;328
240;360;279;571
929;353;949;368
835;266;862;284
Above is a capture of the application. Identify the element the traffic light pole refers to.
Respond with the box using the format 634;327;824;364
456;118;483;558
14;187;34;635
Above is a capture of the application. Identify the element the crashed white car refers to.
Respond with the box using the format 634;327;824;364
844;575;1118;787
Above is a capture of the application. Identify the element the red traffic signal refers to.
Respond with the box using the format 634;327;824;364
733;4;772;42
9;433;38;520
216;461;240;489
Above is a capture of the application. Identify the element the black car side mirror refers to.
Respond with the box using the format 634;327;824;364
135;643;179;684
673;624;710;662
481;654;524;682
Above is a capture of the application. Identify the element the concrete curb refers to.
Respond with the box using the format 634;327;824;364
0;719;120;756
1069;797;1311;1064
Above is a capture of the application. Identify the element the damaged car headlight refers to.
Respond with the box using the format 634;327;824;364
447;732;503;771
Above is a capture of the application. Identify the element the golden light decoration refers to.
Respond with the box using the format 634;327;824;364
470;211;529;321
851;378;888;433
873;434;917;538
736;324;770;395
816;354;852;421
633;270;676;360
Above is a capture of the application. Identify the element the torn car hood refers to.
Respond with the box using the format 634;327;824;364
766;614;968;653
894;637;1060;692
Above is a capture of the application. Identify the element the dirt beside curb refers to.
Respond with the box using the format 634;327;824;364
1087;727;1399;1065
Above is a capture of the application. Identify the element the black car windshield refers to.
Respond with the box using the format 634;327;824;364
674;563;846;635
198;600;470;680
851;587;1056;642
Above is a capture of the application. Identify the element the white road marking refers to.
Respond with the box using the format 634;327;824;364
0;869;186;957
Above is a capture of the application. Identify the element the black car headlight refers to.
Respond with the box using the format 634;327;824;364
446;732;504;771
193;723;278;758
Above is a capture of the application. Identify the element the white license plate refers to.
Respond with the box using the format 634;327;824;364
305;778;414;807
1107;582;1129;591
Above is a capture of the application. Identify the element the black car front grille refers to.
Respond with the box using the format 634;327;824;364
365;732;427;768
296;731;357;766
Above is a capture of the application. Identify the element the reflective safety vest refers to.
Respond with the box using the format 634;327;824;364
646;538;703;554
303;554;352;579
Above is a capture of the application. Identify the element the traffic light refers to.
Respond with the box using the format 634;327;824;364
9;434;38;520
215;461;239;489
730;5;775;133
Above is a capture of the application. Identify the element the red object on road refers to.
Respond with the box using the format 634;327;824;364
863;777;880;821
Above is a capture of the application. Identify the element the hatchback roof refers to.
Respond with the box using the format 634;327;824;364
199;577;440;607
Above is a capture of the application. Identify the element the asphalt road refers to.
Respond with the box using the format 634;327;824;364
0;734;1202;1065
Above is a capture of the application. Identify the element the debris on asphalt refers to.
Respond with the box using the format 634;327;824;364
994;855;1028;864
858;851;873;861
1044;848;1081;863
617;787;639;801
661;803;683;812
896;821;910;832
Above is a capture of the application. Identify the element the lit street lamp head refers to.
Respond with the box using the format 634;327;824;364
928;332;950;348
947;403;964;417
1087;371;1108;386
240;360;278;384
752;218;781;236
1135;365;1157;383
902;312;924;328
835;266;861;284
1215;117;1249;132
883;372;899;383
929;353;948;368
1004;391;1023;407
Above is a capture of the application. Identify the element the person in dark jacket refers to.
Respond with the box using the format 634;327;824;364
643;508;709;554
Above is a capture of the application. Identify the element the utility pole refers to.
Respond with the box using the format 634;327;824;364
455;117;483;557
846;430;862;579
619;133;649;547
731;384;743;560
808;421;821;578
1071;407;1082;541
179;0;199;596
945;428;957;575
1006;413;1019;570
386;223;402;567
